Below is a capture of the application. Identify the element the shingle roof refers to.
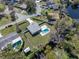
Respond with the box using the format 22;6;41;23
27;23;41;35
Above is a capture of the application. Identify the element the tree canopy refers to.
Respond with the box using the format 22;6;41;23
25;0;36;14
0;4;5;12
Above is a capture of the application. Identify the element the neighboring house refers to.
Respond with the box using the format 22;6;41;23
47;12;59;25
0;32;23;51
20;3;27;9
42;2;59;10
48;12;60;20
27;22;41;35
46;2;59;10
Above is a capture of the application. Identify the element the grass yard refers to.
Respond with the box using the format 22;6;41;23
60;49;69;59
24;32;50;48
0;3;5;12
0;21;29;36
0;15;11;26
53;0;60;3
0;25;16;36
22;23;55;49
46;50;56;59
19;21;29;30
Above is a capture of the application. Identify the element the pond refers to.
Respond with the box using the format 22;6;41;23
67;5;79;21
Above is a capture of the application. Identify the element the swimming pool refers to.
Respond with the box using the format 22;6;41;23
42;29;49;33
40;25;50;36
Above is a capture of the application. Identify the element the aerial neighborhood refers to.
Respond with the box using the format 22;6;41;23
0;0;79;59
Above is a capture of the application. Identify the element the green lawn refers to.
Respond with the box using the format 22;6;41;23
0;25;16;36
22;23;55;49
0;21;29;36
0;3;5;12
0;15;11;26
19;21;29;30
46;51;56;59
60;50;69;59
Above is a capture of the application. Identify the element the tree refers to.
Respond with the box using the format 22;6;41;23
0;3;5;12
10;11;16;21
25;0;36;14
63;42;79;59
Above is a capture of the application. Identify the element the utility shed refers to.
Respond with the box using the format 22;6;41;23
24;47;31;53
27;22;41;35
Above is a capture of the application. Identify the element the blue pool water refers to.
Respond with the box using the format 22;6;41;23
42;29;49;33
67;5;79;21
13;40;21;48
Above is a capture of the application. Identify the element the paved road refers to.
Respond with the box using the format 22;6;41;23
0;2;42;30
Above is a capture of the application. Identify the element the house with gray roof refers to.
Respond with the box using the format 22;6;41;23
0;32;22;50
27;22;41;35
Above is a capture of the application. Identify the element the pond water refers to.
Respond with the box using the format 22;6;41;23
67;5;79;21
